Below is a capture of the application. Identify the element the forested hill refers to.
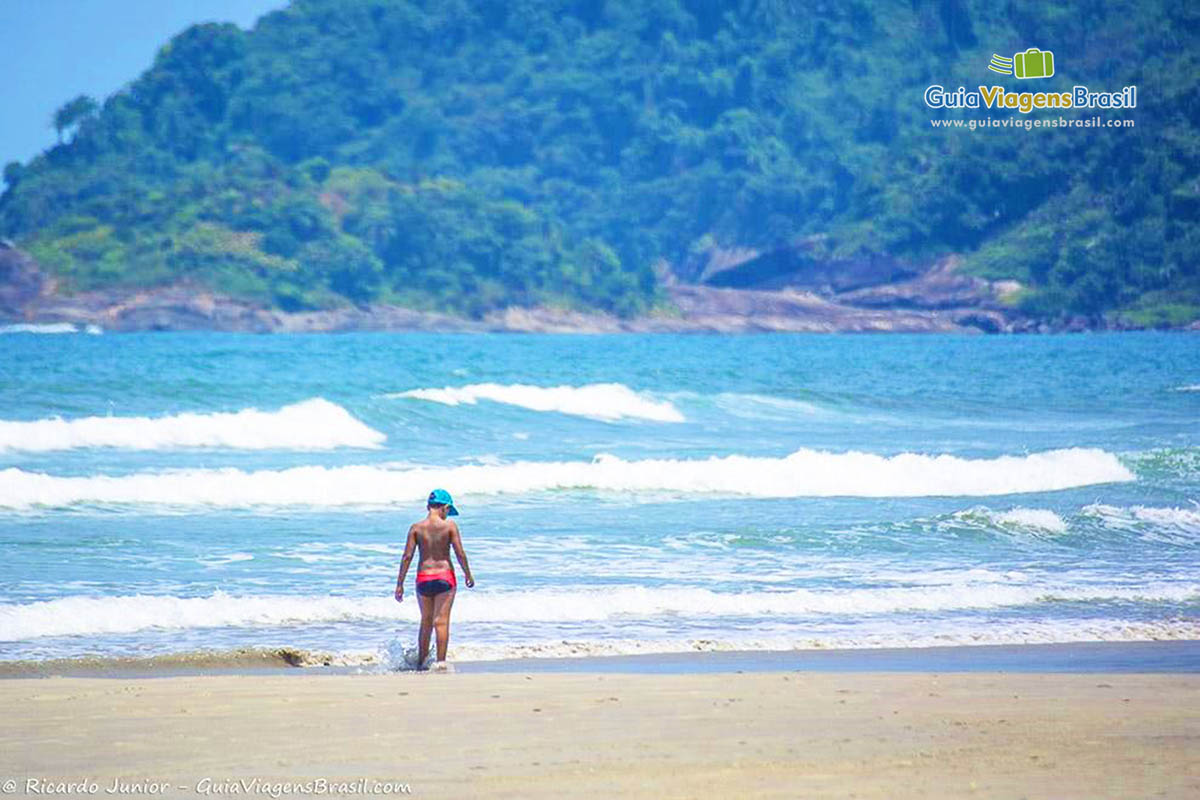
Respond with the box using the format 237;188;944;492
1;0;1197;324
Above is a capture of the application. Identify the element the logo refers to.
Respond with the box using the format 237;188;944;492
924;44;1136;115
988;48;1055;79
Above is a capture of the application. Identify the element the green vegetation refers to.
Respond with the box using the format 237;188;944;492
1;0;1197;321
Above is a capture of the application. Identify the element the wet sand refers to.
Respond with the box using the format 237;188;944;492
1;670;1197;798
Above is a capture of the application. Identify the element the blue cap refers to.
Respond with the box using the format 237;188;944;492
427;488;459;516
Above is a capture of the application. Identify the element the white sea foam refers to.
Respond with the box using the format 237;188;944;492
389;382;685;422
980;508;1069;533
1082;503;1200;534
1171;384;1200;392
0;447;1134;509
711;392;825;419
10;621;1199;670
0;398;384;453
0;322;102;335
3;582;1194;641
443;619;1200;663
197;552;255;568
0;592;376;640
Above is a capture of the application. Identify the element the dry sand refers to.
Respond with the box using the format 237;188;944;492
1;670;1197;798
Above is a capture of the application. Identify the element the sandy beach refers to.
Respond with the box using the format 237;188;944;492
2;668;1197;799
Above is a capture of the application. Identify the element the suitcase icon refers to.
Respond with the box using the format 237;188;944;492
1013;48;1055;79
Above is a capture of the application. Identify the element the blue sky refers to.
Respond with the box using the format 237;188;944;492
0;0;285;174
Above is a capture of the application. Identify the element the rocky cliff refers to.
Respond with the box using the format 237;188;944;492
0;245;1146;334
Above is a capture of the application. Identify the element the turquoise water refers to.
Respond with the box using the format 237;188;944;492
0;331;1196;666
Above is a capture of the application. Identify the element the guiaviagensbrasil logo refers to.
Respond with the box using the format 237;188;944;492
924;46;1136;115
988;48;1054;79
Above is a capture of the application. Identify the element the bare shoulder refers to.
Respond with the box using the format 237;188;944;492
448;519;462;536
408;520;429;543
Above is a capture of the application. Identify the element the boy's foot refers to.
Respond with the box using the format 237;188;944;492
431;661;455;673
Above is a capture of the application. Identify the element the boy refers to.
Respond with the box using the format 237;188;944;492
395;488;475;669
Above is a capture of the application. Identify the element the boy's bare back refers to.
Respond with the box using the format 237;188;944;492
409;516;458;572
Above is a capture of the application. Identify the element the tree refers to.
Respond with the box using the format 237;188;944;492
2;162;23;189
52;95;99;143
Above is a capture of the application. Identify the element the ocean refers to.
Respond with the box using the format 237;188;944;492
0;330;1196;668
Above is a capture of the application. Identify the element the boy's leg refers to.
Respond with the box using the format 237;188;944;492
417;593;435;667
431;587;457;662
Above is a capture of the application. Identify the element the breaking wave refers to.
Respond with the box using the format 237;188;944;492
957;507;1070;534
0;447;1134;509
0;323;102;335
0;398;384;453
388;382;685;422
1082;503;1200;544
1084;503;1200;528
3;582;1195;640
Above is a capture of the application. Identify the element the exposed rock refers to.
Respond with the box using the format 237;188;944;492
3;278;1001;334
949;310;1008;334
31;287;278;333
0;246;52;318
1066;315;1093;333
274;305;482;333
694;246;761;284
663;285;969;333
2;244;1173;335
482;306;626;334
694;236;921;293
835;256;1006;310
991;280;1024;301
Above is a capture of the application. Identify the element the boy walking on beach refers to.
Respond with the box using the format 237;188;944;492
395;489;475;669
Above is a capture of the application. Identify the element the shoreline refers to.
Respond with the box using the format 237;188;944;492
6;244;1182;333
6;245;1195;333
4;639;1197;680
0;290;1031;335
461;639;1200;675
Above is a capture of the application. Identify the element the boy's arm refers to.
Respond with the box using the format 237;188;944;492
395;525;417;601
450;522;475;588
